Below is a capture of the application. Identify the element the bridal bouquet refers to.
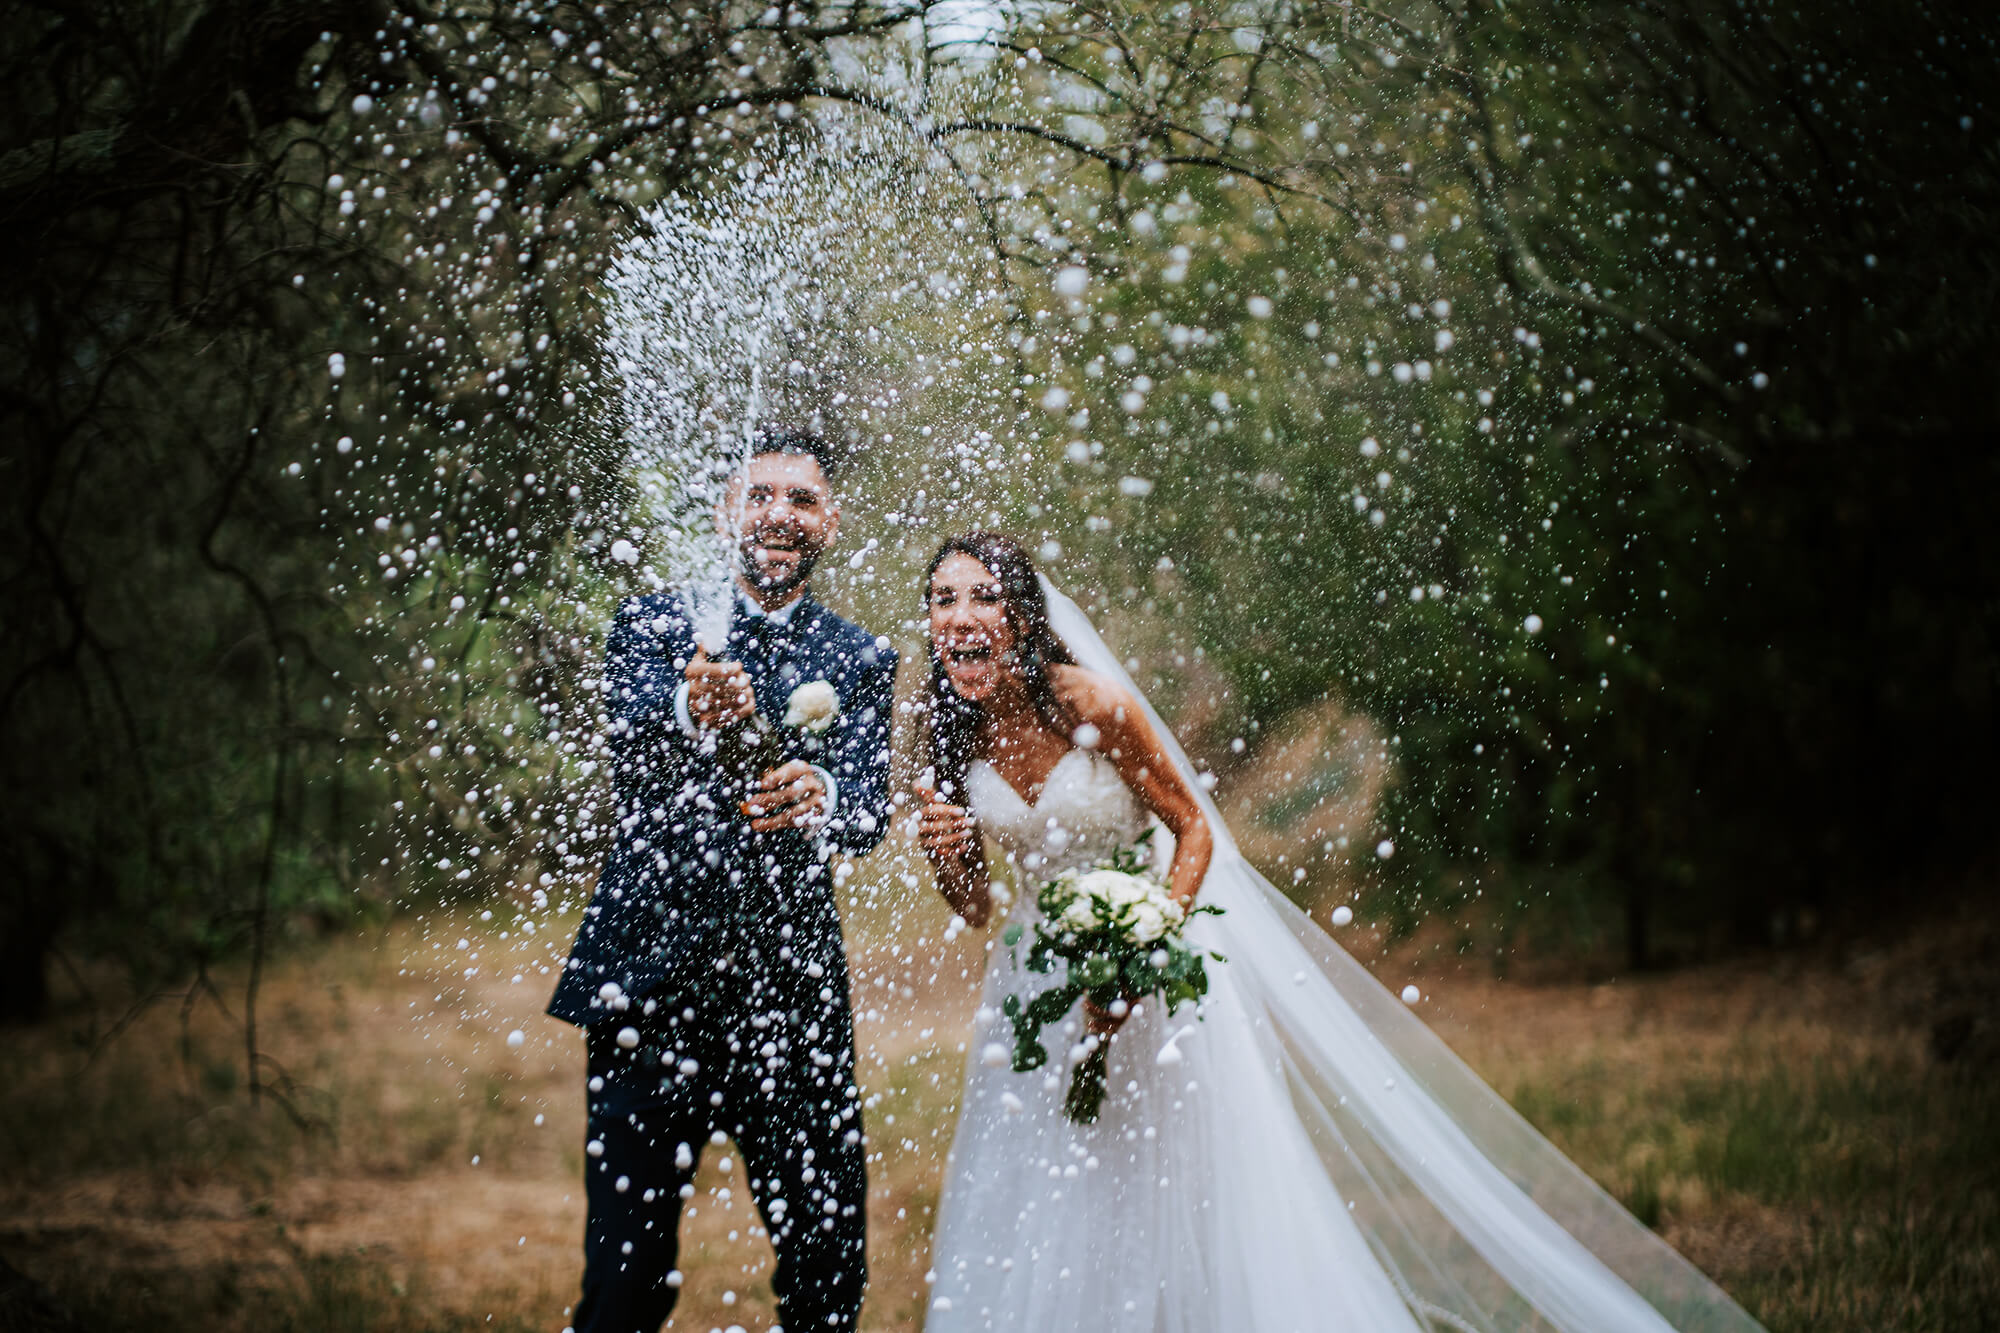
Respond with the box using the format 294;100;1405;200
1000;833;1223;1123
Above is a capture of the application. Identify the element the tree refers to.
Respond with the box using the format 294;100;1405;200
885;0;2000;961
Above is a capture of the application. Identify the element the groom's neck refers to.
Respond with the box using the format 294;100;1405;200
735;575;809;614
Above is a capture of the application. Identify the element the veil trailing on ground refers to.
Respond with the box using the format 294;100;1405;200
1036;576;1765;1333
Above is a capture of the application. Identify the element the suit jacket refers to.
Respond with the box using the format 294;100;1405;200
547;590;897;1027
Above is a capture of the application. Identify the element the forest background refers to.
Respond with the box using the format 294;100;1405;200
2;2;1995;1330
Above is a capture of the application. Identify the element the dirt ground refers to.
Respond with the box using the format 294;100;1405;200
2;883;1993;1333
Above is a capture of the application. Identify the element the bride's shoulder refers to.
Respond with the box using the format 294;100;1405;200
1048;663;1139;725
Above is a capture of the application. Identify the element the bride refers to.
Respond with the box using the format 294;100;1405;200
912;531;1765;1333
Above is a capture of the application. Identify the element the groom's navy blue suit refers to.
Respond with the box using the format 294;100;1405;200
549;589;895;1333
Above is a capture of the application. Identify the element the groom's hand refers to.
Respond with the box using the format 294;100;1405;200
685;647;757;729
743;759;828;832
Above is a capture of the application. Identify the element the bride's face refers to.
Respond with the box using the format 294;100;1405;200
929;553;1017;702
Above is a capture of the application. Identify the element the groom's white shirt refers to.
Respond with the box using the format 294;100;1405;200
670;590;838;817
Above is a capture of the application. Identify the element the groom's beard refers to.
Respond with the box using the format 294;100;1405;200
738;533;822;599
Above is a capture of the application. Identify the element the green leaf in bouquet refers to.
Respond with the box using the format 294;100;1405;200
1011;1032;1048;1073
1079;954;1118;988
1001;923;1024;948
1024;986;1079;1028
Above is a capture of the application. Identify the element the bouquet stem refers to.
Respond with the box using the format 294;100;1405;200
1065;1042;1109;1123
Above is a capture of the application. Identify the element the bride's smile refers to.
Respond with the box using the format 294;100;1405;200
928;551;1019;703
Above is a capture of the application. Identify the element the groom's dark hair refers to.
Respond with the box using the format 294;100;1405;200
923;531;1078;799
751;424;845;483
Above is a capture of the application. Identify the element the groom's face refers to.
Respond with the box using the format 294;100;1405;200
721;450;839;600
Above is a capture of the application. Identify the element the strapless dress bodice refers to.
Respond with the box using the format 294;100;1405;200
964;747;1155;883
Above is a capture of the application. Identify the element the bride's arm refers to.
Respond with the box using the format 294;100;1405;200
914;785;993;928
1059;669;1214;908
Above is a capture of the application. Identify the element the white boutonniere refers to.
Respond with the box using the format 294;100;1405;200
784;679;840;733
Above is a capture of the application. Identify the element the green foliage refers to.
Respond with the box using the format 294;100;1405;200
0;1;929;1026
976;0;2000;960
5;0;1995;1051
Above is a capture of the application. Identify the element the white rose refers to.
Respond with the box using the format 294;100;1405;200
1061;897;1100;932
1072;869;1136;907
784;679;840;733
1107;877;1152;909
1128;901;1170;943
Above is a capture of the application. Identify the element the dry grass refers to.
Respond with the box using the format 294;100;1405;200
1;877;1993;1333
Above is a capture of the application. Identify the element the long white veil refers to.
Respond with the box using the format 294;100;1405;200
1037;575;1765;1333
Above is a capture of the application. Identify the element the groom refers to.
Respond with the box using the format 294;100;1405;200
549;428;896;1332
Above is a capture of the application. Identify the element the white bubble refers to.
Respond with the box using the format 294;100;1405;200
609;538;640;565
586;1138;605;1158
351;94;375;115
1072;723;1102;749
1375;839;1395;859
506;1029;525;1049
980;1042;1011;1069
1052;266;1090;297
1401;985;1422;1004
1523;614;1544;635
1245;294;1273;318
1331;905;1354;927
615;1026;640;1049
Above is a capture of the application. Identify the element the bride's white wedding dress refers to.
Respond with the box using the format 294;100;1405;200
923;580;1767;1333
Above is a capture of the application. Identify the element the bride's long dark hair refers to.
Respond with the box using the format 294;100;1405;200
924;531;1078;799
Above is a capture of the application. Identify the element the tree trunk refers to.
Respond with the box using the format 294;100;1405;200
0;910;55;1024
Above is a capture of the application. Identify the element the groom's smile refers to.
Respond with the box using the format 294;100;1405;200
723;450;839;606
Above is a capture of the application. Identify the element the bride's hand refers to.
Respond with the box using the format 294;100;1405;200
913;785;977;860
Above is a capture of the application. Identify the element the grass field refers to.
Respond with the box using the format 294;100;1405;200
1;874;1994;1333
